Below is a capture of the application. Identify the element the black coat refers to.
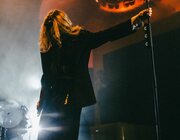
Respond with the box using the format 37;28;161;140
39;19;134;108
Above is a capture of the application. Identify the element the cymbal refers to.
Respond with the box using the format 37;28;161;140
0;100;24;128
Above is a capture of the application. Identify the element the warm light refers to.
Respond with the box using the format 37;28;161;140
98;0;144;13
161;0;180;12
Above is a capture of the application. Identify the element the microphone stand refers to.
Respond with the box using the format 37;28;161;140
144;1;161;140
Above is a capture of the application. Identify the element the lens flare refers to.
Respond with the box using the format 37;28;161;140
28;107;41;140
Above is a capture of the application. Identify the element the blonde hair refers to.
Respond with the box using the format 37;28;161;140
39;9;82;53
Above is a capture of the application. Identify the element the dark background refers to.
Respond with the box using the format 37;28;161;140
98;27;180;140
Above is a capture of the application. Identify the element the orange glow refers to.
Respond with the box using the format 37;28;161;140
161;0;180;12
99;0;144;13
151;0;180;21
176;7;180;11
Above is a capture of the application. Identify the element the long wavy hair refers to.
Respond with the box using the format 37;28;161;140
39;9;82;53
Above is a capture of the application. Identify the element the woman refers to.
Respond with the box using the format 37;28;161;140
37;8;152;140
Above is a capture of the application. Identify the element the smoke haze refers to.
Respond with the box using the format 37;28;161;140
0;1;179;139
0;0;41;108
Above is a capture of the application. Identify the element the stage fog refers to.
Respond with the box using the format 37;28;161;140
0;0;179;140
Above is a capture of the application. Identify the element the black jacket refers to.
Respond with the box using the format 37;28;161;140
39;19;134;107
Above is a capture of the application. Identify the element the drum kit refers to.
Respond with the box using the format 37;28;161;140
0;99;30;140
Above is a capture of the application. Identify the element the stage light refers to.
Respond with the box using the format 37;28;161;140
29;110;64;137
27;106;41;140
29;114;40;133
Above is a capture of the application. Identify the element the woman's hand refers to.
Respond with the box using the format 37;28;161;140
131;8;152;30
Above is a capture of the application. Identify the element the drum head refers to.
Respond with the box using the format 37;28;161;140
0;100;23;128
